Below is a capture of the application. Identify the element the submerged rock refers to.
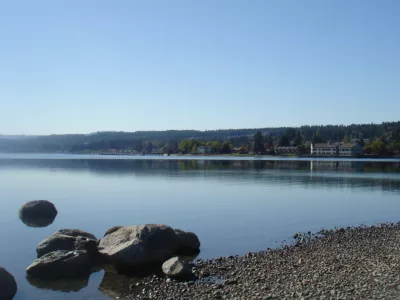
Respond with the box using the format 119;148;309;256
37;234;98;258
162;257;192;278
26;250;92;278
0;266;17;300
103;226;123;237
99;224;180;266
175;229;201;252
19;200;57;219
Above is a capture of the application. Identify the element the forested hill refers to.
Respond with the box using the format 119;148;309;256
0;121;399;153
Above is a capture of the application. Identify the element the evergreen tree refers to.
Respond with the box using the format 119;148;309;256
220;141;232;154
147;142;153;154
253;132;265;153
294;130;303;146
278;134;290;146
265;134;273;147
312;129;324;144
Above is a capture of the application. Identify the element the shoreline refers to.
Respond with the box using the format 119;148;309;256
123;223;400;300
1;152;400;161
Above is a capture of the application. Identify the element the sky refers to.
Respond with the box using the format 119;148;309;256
0;0;399;135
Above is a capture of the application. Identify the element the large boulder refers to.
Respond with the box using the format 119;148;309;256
175;229;201;252
162;256;192;278
55;229;97;240
98;224;180;266
103;226;123;237
26;250;92;278
19;200;57;219
0;266;17;300
37;234;97;258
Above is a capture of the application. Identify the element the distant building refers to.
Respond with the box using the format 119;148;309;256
275;146;297;155
311;142;363;157
311;142;340;156
197;146;211;154
338;143;364;156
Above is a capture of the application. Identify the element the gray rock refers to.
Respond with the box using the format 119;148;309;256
55;229;97;240
37;234;98;258
19;200;57;219
103;226;123;237
99;224;180;266
0;266;17;300
175;229;201;251
162;257;191;278
26;250;92;278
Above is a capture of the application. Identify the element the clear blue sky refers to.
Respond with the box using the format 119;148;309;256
0;0;399;135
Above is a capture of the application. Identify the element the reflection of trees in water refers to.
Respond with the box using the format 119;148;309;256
1;159;399;192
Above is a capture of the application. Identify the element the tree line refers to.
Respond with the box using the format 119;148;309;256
0;121;399;156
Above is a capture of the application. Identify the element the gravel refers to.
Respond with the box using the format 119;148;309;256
121;223;400;299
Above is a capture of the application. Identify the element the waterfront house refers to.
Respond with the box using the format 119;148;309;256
275;146;297;155
310;142;340;156
197;146;211;154
338;143;364;156
311;142;363;157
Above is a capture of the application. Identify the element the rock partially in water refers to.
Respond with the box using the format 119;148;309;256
55;229;97;240
103;226;123;237
162;257;192;278
99;224;180;267
19;215;56;228
175;229;201;252
19;200;57;219
0;266;17;300
26;250;92;278
37;234;98;258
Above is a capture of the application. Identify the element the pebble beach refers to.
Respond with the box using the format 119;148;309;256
126;224;400;300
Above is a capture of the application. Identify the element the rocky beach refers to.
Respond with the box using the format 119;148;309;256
125;224;400;300
5;200;400;300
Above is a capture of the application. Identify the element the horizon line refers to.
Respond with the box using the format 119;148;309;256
1;120;399;137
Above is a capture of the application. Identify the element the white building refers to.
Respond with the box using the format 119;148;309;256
338;143;364;156
310;143;340;156
311;142;364;157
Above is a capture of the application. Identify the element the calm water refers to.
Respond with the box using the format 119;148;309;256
1;154;400;299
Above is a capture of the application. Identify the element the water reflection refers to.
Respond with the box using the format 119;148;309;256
19;215;56;228
26;275;89;292
99;265;142;299
1;159;399;193
1;157;400;299
1;158;399;173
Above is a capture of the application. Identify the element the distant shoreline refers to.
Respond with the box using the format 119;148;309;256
0;152;400;161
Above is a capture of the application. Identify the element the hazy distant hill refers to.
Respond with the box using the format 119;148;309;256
0;135;37;140
0;121;399;153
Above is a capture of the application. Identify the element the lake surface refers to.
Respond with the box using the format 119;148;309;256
1;154;400;299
